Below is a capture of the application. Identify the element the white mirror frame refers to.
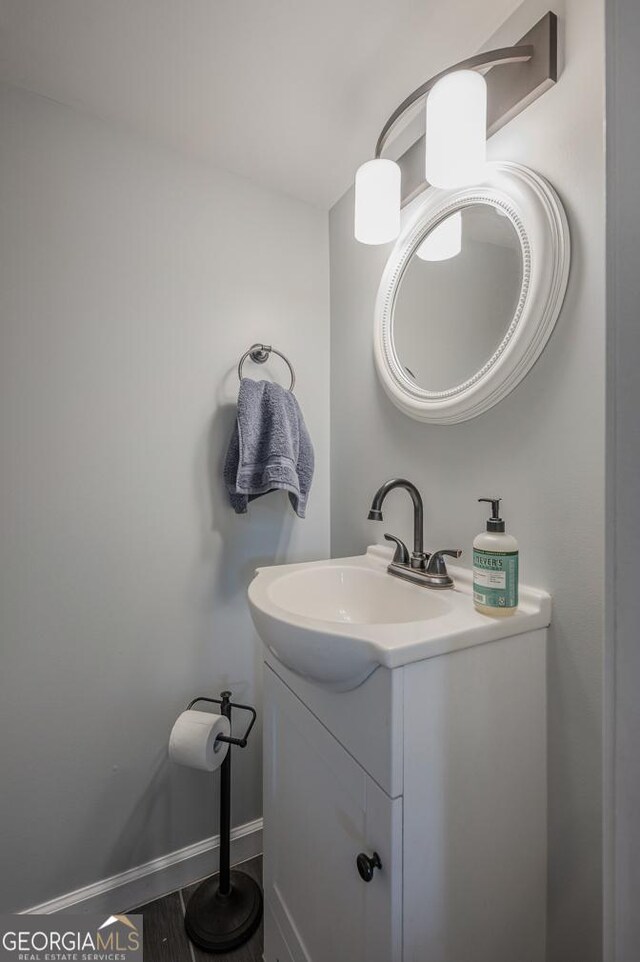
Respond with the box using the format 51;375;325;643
374;161;570;424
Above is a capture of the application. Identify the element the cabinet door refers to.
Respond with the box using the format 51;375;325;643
263;666;402;962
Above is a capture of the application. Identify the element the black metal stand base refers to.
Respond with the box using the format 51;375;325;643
184;869;263;953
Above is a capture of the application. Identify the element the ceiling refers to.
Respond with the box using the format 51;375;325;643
0;0;522;208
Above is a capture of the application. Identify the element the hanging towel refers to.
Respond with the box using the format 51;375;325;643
223;378;314;518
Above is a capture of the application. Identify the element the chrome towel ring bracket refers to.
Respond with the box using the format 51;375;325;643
237;343;296;391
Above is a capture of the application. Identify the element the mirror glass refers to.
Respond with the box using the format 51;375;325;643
392;204;523;392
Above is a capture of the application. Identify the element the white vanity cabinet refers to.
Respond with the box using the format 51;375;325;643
262;627;547;962
263;666;402;962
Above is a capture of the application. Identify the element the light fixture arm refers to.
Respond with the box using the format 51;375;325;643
375;45;533;159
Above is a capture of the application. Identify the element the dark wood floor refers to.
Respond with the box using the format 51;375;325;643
133;856;263;962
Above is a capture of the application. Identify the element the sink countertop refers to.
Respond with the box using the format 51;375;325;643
249;545;551;689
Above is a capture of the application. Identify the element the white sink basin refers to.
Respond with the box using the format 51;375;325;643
266;564;451;625
249;545;551;691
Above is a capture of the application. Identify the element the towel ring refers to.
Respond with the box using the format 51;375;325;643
237;343;296;391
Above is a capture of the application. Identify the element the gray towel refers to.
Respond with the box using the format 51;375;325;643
224;378;314;518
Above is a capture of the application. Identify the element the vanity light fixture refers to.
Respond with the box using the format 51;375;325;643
425;71;487;189
354;158;401;244
354;11;558;245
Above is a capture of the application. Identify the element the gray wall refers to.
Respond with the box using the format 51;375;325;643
329;0;604;959
0;83;330;912
605;0;640;959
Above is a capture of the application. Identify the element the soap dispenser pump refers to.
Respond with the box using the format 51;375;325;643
473;498;519;617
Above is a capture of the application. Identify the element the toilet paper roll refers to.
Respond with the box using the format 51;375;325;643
169;710;231;772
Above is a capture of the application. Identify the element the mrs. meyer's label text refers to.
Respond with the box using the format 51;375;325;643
473;550;518;609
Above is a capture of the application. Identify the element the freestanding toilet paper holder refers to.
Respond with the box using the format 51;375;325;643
183;691;262;954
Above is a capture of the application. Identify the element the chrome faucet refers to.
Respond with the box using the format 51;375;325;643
368;478;462;588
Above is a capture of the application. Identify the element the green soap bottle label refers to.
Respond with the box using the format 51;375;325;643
473;549;519;609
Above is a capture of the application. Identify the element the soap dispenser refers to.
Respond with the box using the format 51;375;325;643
473;498;519;617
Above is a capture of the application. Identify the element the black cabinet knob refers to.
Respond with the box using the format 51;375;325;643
356;851;382;882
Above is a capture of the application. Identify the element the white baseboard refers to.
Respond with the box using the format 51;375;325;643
21;817;263;916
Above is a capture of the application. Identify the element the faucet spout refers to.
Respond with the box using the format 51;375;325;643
368;478;425;559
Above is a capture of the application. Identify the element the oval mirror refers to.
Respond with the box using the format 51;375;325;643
374;162;570;423
393;206;523;393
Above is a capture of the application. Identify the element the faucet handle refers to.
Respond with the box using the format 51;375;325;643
426;549;463;575
384;533;410;566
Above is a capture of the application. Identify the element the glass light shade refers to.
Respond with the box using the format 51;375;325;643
416;211;462;261
354;159;401;244
425;70;487;188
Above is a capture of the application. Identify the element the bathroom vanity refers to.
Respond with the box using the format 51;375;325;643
250;546;550;962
